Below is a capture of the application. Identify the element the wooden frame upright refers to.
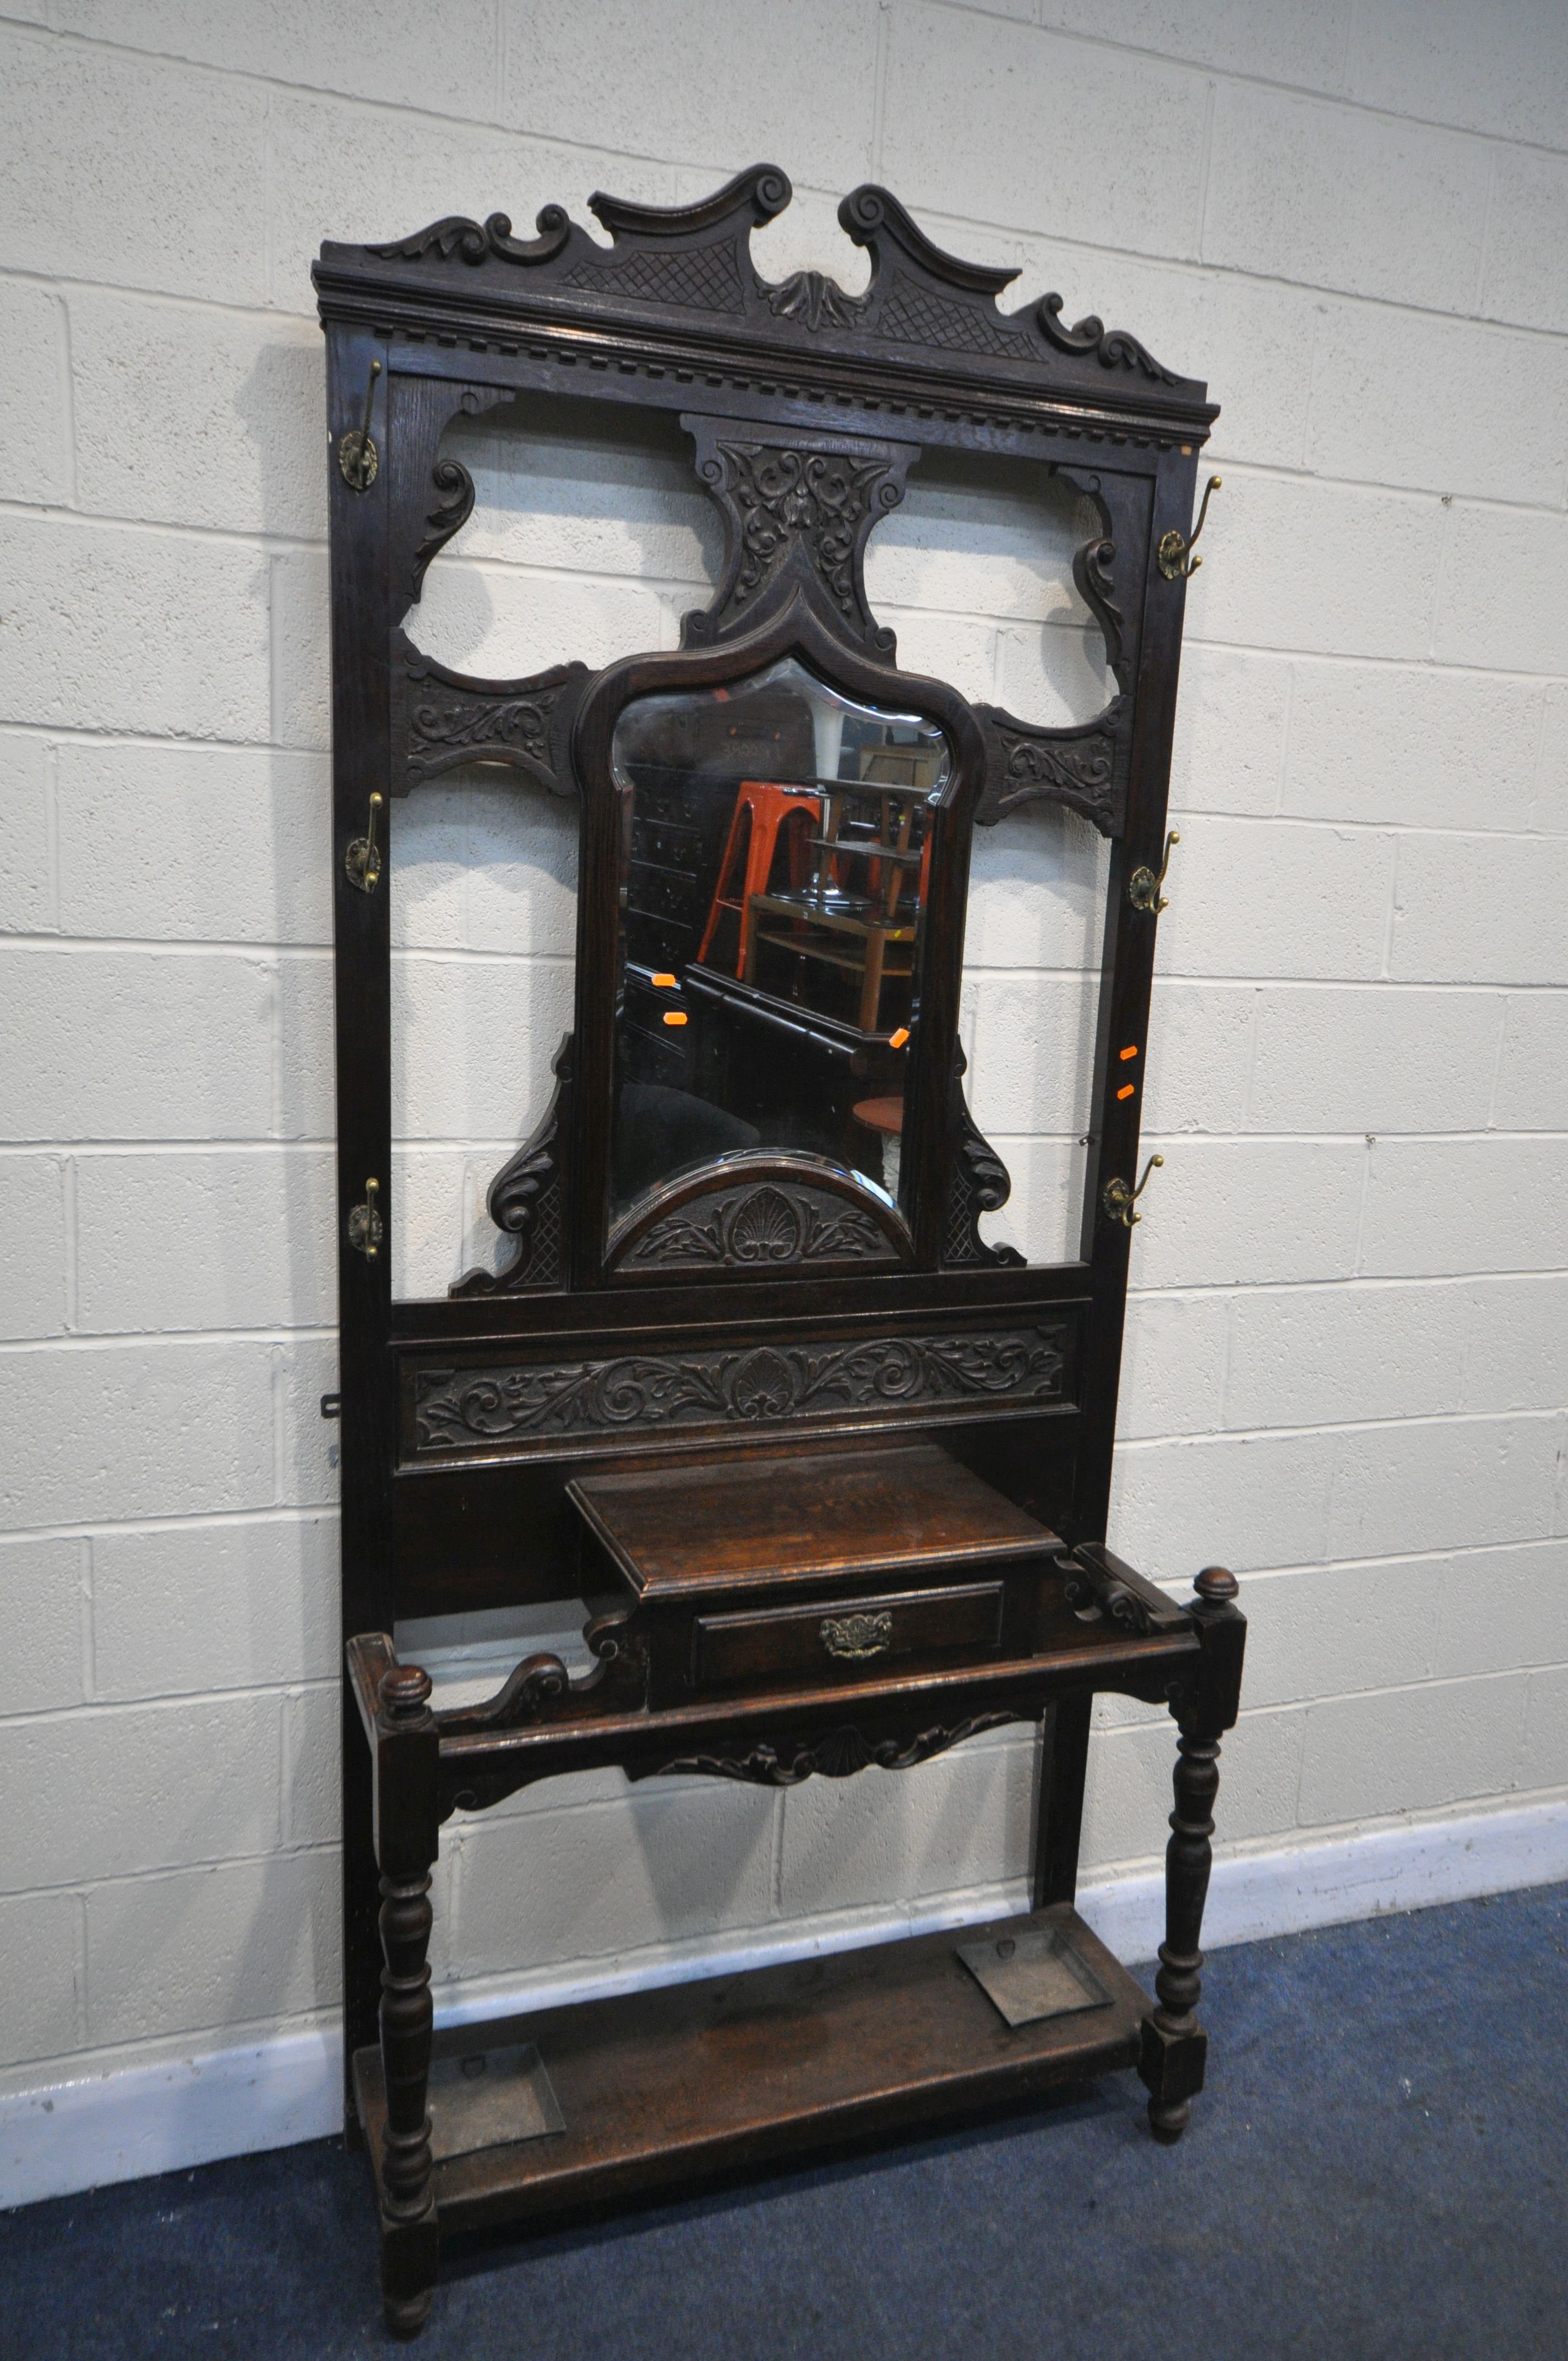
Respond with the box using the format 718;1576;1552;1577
314;165;1245;2338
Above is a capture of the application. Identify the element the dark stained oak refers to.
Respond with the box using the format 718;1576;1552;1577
568;1440;1059;1600
353;1903;1147;2235
314;164;1242;2335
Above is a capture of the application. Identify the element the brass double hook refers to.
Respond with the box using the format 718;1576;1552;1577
1129;829;1179;916
1158;474;1221;580
337;357;382;493
346;791;384;894
347;1177;383;1260
1103;1154;1163;1229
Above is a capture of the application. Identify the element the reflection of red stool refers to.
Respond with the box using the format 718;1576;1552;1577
697;781;821;977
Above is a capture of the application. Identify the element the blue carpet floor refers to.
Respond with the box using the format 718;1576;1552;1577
4;1881;1565;2361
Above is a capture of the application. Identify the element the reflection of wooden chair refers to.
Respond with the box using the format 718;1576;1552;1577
696;780;820;976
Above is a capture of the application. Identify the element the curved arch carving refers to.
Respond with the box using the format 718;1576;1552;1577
606;1154;909;1277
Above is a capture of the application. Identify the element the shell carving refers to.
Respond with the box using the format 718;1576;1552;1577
728;1185;802;1262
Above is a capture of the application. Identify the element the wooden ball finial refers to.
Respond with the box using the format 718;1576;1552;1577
1193;1565;1238;1605
379;1663;433;1720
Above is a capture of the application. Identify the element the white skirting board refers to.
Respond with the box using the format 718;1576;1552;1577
5;1789;1566;2213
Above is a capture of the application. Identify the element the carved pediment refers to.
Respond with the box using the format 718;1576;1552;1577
318;165;1213;432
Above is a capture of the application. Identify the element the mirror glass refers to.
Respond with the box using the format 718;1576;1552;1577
609;657;951;1223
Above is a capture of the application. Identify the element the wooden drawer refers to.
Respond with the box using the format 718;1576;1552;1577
692;1581;1004;1688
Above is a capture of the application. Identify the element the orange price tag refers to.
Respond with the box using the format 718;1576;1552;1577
652;972;677;988
889;1027;910;1049
1116;1082;1136;1101
662;1010;688;1027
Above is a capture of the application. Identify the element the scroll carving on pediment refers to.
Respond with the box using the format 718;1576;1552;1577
329;167;1209;422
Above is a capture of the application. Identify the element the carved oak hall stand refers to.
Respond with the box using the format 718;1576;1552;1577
313;166;1245;2338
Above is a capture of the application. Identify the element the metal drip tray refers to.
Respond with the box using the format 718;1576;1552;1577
955;1922;1115;2029
427;2040;565;2161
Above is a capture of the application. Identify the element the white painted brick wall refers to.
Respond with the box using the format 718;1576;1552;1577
1;0;1565;2112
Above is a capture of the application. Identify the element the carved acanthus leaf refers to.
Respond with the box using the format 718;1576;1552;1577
620;1180;898;1272
411;1323;1068;1454
757;269;869;331
395;641;587;798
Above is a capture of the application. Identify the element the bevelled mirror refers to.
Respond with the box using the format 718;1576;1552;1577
608;656;951;1226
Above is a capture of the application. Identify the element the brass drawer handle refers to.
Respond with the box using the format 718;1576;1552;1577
820;1611;892;1661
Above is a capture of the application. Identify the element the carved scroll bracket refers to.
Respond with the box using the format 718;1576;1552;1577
1055;1545;1189;1638
451;1033;573;1297
437;1609;648;1755
1053;463;1153;699
386;378;515;618
943;1044;1023;1270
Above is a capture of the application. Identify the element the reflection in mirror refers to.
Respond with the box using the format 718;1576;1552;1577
390;775;576;1300
863;452;1112;727
960;804;1108;1265
609;657;951;1222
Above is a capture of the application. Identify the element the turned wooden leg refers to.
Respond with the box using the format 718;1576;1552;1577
374;1665;440;2338
1143;1723;1222;2142
1140;1566;1244;2146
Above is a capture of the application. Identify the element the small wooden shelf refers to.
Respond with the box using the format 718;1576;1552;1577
353;1903;1147;2237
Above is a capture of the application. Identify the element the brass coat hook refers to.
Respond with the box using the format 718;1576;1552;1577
1158;475;1220;580
1129;829;1179;915
337;357;382;492
347;1178;383;1259
1103;1154;1163;1228
345;791;384;893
